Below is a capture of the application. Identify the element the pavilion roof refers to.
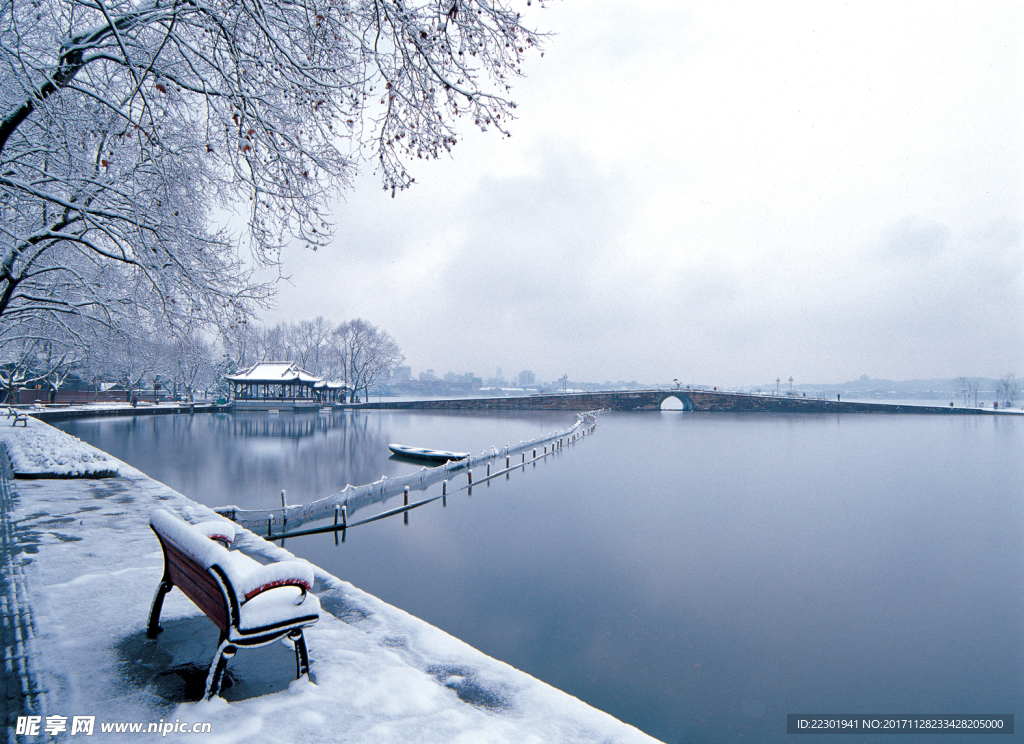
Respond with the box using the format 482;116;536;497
223;361;322;385
314;379;351;390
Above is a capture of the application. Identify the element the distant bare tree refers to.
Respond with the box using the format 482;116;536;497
955;376;980;406
331;319;404;403
219;316;402;400
219;321;255;373
288;317;333;375
220;319;310;372
221;319;286;370
250;323;289;363
995;374;1019;408
166;333;213;402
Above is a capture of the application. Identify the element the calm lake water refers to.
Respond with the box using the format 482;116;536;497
56;410;1024;743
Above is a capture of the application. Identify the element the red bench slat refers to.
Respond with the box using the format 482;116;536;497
158;535;230;632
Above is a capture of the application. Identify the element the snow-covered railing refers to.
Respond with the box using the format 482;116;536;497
215;411;602;534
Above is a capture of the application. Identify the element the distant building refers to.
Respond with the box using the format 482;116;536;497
392;366;412;383
518;370;535;387
443;372;482;391
419;369;437;381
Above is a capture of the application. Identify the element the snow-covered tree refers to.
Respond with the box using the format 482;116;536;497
220;319;264;371
0;315;84;402
0;336;48;402
995;374;1019;408
955;376;979;406
330;318;403;402
35;338;81;402
167;332;214;402
0;0;544;342
289;317;333;375
87;321;160;400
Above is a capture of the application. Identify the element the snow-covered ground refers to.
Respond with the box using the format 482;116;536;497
0;415;122;477
2;417;656;743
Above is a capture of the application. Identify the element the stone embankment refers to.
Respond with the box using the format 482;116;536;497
346;389;1005;414
26;402;228;423
16;390;1012;420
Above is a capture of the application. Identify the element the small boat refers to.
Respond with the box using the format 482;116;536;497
388;443;469;464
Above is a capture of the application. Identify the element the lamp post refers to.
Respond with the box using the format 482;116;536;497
789;376;794;394
776;378;780;396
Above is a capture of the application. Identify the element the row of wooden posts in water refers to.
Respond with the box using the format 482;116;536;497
267;420;599;543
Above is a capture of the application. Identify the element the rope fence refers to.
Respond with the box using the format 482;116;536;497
215;411;603;537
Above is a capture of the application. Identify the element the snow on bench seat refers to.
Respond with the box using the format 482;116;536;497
148;508;320;699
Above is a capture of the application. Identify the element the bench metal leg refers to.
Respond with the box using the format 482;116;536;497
204;640;237;700
289;629;310;680
147;580;173;638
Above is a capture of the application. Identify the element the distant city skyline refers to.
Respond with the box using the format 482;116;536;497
385;363;1008;395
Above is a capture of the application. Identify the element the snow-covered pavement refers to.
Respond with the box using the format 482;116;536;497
1;417;656;743
0;414;122;478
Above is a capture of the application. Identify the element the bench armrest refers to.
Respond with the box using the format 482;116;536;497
192;519;236;547
219;555;315;606
246;580;309;604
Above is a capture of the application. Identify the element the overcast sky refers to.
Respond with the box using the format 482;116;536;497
263;1;1023;388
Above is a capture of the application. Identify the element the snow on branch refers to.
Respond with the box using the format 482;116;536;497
0;0;546;348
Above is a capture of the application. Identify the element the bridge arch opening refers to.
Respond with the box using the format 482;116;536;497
660;395;693;411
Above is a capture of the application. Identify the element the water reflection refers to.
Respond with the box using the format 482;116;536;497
56;410;571;512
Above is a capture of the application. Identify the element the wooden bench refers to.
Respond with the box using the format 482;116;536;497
147;509;320;699
9;410;27;426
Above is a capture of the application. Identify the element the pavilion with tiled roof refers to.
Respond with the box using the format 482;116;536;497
224;361;324;402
